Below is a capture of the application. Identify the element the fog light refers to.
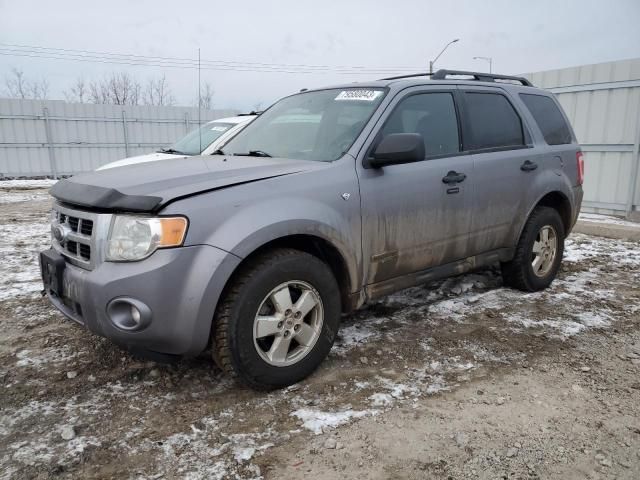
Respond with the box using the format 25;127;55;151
106;298;152;331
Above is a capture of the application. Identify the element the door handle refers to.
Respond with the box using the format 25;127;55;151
442;171;467;184
520;160;538;172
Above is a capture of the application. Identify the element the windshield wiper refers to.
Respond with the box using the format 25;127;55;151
232;150;272;158
158;148;188;155
210;149;225;155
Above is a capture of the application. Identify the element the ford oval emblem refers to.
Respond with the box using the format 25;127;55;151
52;225;67;243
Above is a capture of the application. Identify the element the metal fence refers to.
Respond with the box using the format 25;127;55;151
526;58;640;218
2;61;640;219
0;98;237;177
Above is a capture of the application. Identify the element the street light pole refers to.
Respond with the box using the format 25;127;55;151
430;38;459;74
473;56;493;73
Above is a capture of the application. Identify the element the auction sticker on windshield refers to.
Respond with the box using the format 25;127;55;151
335;90;384;101
211;126;229;132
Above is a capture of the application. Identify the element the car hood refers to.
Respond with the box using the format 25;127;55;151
96;152;187;171
50;155;326;213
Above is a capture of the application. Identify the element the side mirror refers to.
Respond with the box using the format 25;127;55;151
365;133;425;168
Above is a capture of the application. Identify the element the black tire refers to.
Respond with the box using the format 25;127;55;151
501;206;565;292
212;248;341;390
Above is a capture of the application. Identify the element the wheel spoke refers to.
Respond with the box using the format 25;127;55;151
541;228;549;243
295;290;318;318
295;323;317;346
270;286;293;314
255;315;281;339
267;335;292;363
532;255;543;273
532;241;543;254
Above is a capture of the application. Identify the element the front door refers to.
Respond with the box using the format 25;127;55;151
357;87;474;286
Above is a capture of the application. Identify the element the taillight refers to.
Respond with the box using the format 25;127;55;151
576;151;584;185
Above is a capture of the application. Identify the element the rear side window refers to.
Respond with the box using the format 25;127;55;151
463;92;524;150
381;92;460;157
520;93;573;145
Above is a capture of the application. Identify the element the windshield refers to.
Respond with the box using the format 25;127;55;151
221;88;386;161
168;122;235;155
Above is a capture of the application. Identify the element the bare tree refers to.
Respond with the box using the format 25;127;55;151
89;72;141;105
197;82;214;110
64;77;88;103
143;75;175;106
4;68;29;98
31;77;50;99
4;68;48;99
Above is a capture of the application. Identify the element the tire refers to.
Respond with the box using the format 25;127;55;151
501;206;565;292
212;248;341;390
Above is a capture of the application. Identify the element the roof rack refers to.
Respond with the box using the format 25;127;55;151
380;72;432;80
380;69;533;87
431;69;533;86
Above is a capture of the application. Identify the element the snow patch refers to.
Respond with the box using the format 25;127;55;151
0;179;57;189
291;408;376;435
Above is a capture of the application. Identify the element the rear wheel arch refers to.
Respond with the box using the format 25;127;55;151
517;190;572;244
534;191;572;236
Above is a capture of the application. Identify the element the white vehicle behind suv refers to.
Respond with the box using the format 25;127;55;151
97;114;258;170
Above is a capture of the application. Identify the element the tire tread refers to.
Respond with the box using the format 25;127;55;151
502;206;564;292
212;248;323;390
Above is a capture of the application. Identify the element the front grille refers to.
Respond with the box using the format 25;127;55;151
51;204;101;270
80;220;94;236
66;240;78;255
79;243;91;260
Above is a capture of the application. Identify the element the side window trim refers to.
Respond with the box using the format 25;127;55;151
458;88;532;153
366;89;464;162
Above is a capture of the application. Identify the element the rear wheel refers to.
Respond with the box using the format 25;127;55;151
212;248;341;390
501;206;565;292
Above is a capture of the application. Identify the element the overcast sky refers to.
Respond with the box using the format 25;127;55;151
1;0;639;110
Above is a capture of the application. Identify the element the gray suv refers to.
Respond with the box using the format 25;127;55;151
41;70;584;390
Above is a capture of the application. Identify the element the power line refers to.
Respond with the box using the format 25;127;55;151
0;43;423;75
0;49;330;74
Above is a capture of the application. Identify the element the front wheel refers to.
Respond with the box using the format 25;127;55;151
212;248;341;390
501;206;565;292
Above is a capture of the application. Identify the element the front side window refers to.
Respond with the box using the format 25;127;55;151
170;122;235;155
520;93;573;145
463;92;524;150
221;88;386;161
381;92;460;157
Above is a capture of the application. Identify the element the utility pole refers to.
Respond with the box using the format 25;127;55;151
198;47;202;153
473;56;493;73
429;38;459;74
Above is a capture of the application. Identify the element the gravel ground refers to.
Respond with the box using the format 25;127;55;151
1;184;639;480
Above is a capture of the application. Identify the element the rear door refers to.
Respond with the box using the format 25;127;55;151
518;92;579;182
357;86;474;286
459;87;542;255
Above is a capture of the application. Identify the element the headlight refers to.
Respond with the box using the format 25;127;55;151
106;216;188;262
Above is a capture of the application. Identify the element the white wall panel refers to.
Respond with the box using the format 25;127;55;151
526;58;640;215
0;97;237;177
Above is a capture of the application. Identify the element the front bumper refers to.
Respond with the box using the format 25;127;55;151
43;244;241;356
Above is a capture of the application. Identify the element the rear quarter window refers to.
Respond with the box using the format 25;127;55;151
519;93;573;145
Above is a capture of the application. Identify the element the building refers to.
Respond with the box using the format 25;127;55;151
525;58;640;219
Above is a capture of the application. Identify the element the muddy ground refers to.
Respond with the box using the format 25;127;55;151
1;184;639;480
